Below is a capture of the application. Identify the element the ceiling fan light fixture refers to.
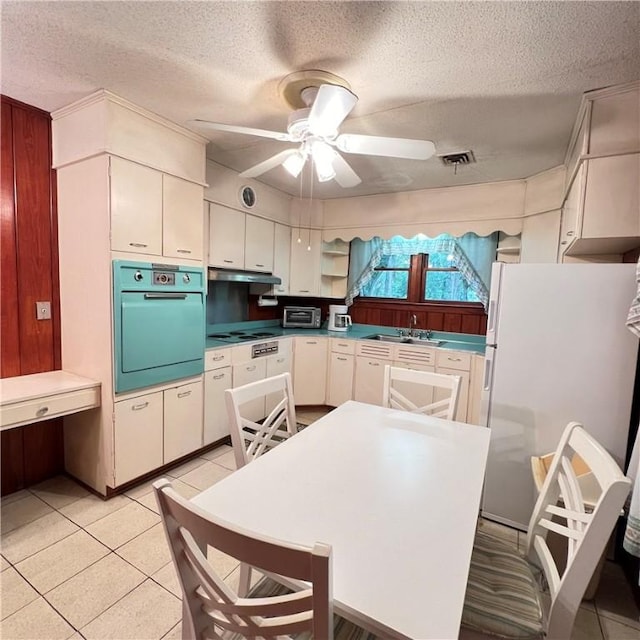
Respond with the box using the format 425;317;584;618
311;140;337;182
283;151;306;178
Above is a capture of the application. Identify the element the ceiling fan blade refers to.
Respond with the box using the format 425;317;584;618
191;120;293;142
332;152;362;188
239;149;299;178
308;84;358;137
336;134;436;160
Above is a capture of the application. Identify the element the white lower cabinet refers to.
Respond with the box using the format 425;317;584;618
233;358;267;422
354;357;389;406
293;337;328;405
204;366;232;445
435;350;472;423
265;343;293;416
114;390;163;486
327;352;354;407
164;380;204;463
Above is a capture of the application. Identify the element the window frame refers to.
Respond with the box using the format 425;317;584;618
359;252;482;306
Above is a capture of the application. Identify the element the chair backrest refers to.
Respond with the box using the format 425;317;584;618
154;478;333;640
525;421;631;640
225;372;297;469
382;365;461;420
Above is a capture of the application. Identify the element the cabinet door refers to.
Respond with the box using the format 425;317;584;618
327;352;354;407
265;352;293;415
110;157;162;255
163;174;204;260
558;165;585;257
289;228;321;296
114;391;163;485
293;337;328;404
245;215;275;272
467;355;485;426
209;203;245;268
204;367;232;445
232;358;267;422
164;380;204;463
435;366;470;423
354;357;389;406
273;223;291;295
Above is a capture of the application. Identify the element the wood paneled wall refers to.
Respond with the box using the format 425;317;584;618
1;96;63;495
249;296;487;336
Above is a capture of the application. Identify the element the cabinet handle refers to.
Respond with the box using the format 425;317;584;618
129;242;148;248
566;231;574;236
212;355;225;361
276;358;285;363
177;249;192;254
36;406;49;417
177;390;192;398
560;241;568;245
299;289;310;293
223;259;233;264
306;341;317;344
369;361;380;366
246;365;256;372
212;373;225;380
337;356;347;361
338;343;348;347
255;263;265;267
132;402;149;411
447;357;462;362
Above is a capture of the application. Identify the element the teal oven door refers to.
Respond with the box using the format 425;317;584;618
113;261;205;393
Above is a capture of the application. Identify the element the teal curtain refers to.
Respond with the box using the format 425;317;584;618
346;233;498;307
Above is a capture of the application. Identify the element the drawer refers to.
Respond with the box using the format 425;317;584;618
331;338;356;355
395;345;435;366
436;350;472;371
356;341;394;360
205;347;233;370
2;386;101;430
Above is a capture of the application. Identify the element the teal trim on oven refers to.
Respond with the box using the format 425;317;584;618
113;260;206;393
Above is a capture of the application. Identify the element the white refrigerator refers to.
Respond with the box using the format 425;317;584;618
480;262;638;530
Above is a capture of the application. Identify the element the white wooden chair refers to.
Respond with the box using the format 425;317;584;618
382;365;461;420
225;372;297;470
461;421;631;640
154;478;380;640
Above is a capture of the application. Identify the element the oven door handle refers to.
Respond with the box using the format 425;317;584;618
143;293;188;300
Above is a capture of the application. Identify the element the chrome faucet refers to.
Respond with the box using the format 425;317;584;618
409;313;418;337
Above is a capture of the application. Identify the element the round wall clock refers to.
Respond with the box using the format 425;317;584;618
239;185;256;209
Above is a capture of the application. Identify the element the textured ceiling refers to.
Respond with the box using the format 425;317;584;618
2;1;638;199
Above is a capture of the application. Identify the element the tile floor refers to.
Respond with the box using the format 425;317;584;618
1;411;639;640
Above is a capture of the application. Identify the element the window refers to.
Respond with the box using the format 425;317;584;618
346;233;497;307
361;252;480;303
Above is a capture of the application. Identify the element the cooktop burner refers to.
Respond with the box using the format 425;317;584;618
253;331;277;337
207;333;232;339
208;329;281;343
229;331;247;335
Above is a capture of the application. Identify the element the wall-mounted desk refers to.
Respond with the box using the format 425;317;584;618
1;371;101;431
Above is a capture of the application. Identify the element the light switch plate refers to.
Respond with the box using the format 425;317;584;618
36;301;51;320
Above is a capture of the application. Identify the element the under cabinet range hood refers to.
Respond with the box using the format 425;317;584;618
207;268;281;286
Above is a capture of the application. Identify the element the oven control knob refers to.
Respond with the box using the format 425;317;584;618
134;271;143;282
183;274;191;284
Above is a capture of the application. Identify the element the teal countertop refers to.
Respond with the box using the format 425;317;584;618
205;320;486;354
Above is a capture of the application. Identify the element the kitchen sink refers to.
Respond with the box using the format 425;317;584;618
363;334;443;347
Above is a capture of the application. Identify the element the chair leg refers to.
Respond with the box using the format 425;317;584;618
238;562;252;597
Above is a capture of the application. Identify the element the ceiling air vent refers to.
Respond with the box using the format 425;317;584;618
439;150;475;167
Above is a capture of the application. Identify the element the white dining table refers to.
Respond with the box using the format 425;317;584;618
192;400;490;640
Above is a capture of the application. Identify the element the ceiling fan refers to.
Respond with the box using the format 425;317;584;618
193;71;436;188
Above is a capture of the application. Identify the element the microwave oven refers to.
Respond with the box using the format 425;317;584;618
282;306;322;329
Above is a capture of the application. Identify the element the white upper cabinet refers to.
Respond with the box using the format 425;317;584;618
110;156;204;261
272;223;291;295
110;157;163;255
289;228;322;296
245;215;275;272
208;203;246;268
560;82;640;258
163;174;204;260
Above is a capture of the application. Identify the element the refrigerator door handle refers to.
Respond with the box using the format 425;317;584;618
483;356;492;391
487;300;497;336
